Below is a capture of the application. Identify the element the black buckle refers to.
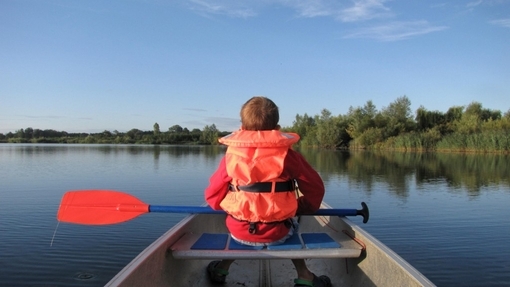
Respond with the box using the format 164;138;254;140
249;222;257;234
229;180;295;193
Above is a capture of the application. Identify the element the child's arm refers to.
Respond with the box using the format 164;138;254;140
204;157;232;210
284;151;325;215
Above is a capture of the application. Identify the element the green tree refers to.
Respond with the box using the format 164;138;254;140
126;129;143;143
504;109;510;120
445;106;464;122
316;109;341;148
33;129;43;138
169;125;183;133
462;101;501;121
381;95;414;137
153;123;160;136
15;128;25;139
346;100;378;140
291;113;315;138
24;127;34;139
415;106;445;131
201;124;219;144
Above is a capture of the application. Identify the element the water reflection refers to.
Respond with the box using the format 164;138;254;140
7;144;509;197
298;148;510;197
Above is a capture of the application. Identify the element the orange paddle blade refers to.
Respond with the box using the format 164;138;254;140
57;190;149;225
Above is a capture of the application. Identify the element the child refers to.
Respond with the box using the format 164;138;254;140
204;96;331;287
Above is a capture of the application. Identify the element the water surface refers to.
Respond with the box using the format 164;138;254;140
1;144;509;286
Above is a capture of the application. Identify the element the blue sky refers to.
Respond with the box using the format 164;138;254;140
1;0;509;134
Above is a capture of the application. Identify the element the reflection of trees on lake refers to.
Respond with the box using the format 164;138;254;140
296;148;350;178
345;151;414;197
434;153;510;193
161;145;202;158
89;145;225;173
17;144;507;197
200;145;226;160
159;145;225;167
299;149;510;197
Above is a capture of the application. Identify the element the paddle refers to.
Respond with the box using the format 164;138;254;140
57;190;369;225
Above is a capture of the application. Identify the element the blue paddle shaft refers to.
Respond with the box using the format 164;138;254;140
149;205;355;215
149;205;224;214
148;203;369;224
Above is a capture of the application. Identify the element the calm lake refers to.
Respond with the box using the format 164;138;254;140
1;144;509;287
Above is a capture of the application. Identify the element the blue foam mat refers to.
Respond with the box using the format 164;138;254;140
190;232;340;251
266;233;303;250
190;233;229;250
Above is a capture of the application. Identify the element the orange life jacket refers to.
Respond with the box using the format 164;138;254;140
218;130;300;223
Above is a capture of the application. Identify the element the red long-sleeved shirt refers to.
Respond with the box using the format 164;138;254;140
205;149;325;243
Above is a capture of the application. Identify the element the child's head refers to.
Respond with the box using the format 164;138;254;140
240;96;280;131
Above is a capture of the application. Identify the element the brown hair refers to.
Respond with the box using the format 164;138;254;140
240;96;279;131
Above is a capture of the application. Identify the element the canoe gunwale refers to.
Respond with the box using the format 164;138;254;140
105;213;198;286
338;215;435;287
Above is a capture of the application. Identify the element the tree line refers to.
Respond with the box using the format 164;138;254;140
2;96;510;153
283;96;510;153
1;123;227;145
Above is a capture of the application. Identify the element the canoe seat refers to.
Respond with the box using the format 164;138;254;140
170;232;362;259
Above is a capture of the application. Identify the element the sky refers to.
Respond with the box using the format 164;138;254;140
1;0;509;134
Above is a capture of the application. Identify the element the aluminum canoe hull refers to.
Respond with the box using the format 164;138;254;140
106;205;435;287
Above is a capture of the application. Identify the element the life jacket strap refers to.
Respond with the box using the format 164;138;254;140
229;180;295;193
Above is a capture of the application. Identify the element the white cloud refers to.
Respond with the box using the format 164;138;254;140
338;0;392;22
344;20;449;41
186;0;393;21
280;0;337;18
278;0;392;21
490;18;510;28
187;0;257;18
183;0;449;41
467;0;484;8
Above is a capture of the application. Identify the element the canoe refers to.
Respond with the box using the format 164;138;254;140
105;203;435;287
